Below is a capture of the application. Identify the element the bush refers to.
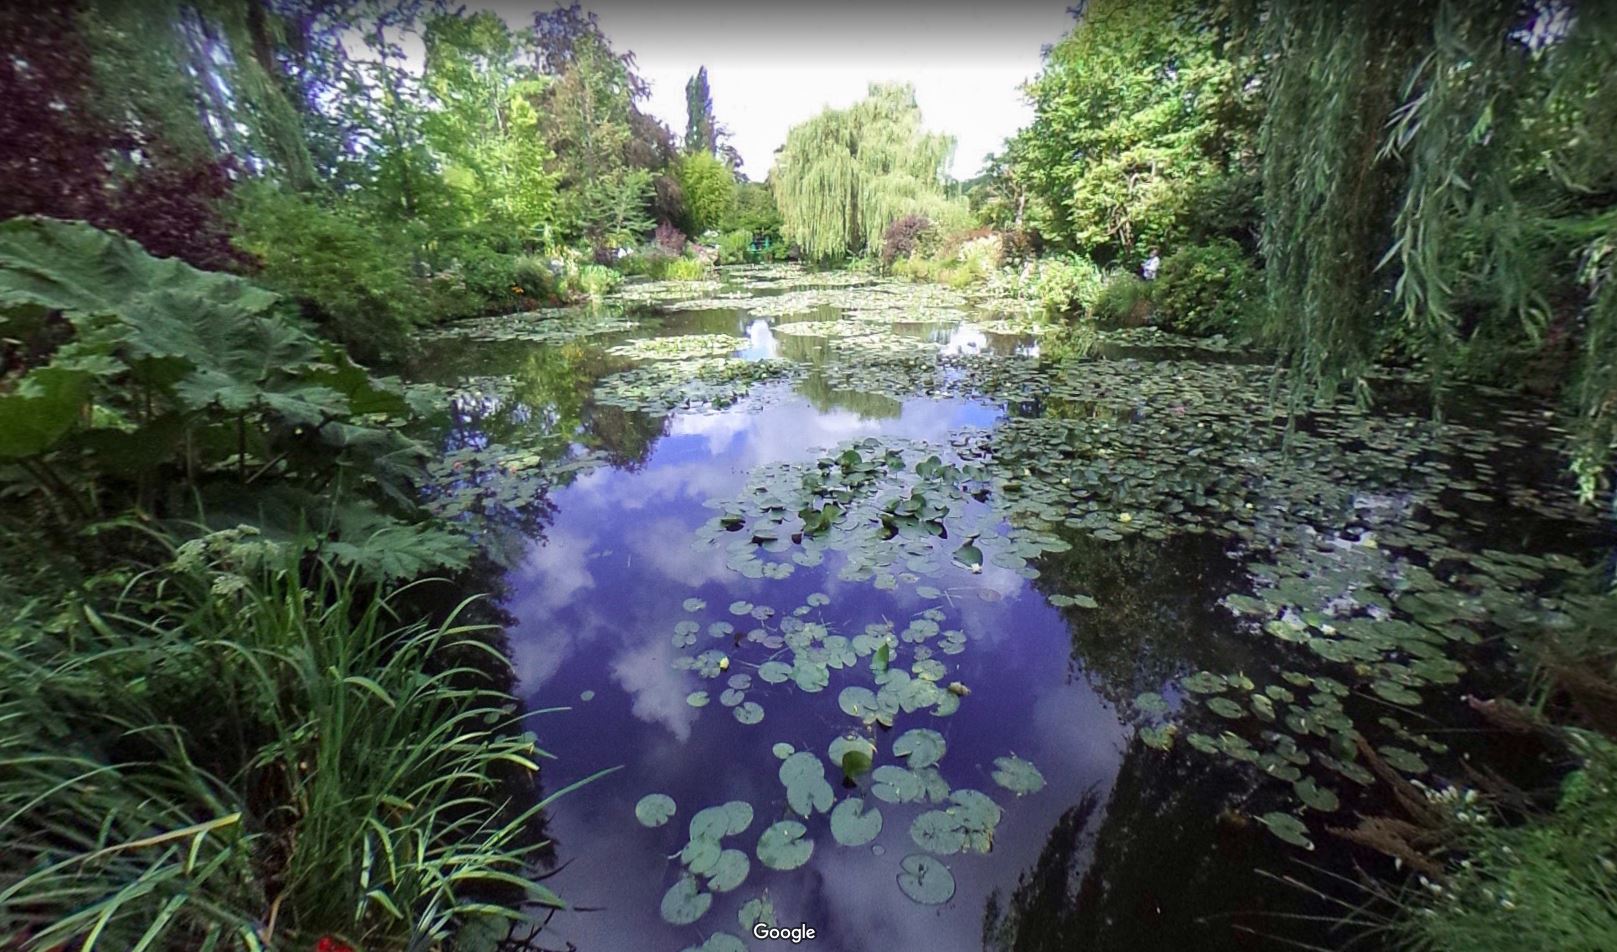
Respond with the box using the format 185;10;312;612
572;263;621;300
231;185;425;363
436;239;524;317
1152;238;1261;337
717;229;753;264
954;234;1004;283
1092;271;1152;327
653;221;687;255
661;256;710;281
511;254;559;304
1030;254;1106;319
882;214;936;267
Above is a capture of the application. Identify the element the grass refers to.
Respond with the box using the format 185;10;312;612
0;540;606;950
1398;731;1617;952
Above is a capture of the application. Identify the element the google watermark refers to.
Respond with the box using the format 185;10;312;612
752;922;817;943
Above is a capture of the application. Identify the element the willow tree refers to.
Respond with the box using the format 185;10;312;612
770;83;960;261
1251;1;1617;503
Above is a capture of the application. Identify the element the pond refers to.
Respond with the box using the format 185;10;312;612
412;266;1609;951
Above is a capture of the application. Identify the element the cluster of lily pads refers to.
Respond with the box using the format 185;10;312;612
593;357;802;415
638;585;1050;927
423;306;641;344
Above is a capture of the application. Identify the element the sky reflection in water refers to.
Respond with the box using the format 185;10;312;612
503;391;1132;950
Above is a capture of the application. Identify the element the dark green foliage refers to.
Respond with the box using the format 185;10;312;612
232;185;428;363
685;65;717;156
1008;0;1260;262
1152;239;1260;337
1091;271;1151;327
0;217;462;579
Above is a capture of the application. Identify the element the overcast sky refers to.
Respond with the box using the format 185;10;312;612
484;2;1079;181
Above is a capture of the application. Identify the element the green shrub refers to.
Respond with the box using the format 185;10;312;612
1030;254;1106;319
1152;238;1261;337
1398;731;1617;952
717;229;753;264
1092;271;1152;326
662;256;711;281
231;184;425;363
572;263;621;300
512;254;559;304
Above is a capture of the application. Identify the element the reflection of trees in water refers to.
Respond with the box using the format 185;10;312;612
798;371;903;420
983;741;1350;952
1030;530;1252;706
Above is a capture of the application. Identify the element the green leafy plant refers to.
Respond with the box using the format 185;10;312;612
1152;238;1261;337
231;185;427;363
1092;270;1151;327
0;548;605;950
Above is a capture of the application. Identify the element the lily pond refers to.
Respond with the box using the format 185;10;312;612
411;266;1609;951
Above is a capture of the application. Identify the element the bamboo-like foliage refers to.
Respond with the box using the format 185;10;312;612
770;83;960;261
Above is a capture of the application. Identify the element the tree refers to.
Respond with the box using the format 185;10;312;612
1249;1;1617;501
1007;0;1260;264
769;83;961;261
532;4;675;251
676;151;736;235
421;12;559;242
685;66;716;156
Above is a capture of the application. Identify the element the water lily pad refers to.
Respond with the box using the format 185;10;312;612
830;797;884;847
758;660;793;684
896;854;956;905
660;873;713;925
681;837;722;875
636;794;676;828
892;728;947;769
991;756;1045;795
1134;692;1168;714
757;821;814;870
1206;696;1245;719
680;934;746;952
683;597;707;612
1294;777;1340;812
909;810;966;854
686;691;710;708
738;895;776;932
1257;812;1314;850
733;701;765;725
871;765;925;803
772;742;795;760
728;600;754;616
706;849;750;893
779;751;834;816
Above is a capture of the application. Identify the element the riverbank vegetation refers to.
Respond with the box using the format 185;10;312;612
3;0;1616;949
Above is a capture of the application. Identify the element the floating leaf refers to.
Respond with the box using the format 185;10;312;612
871;765;925;804
1134;692;1168;714
738;895;776;932
680;934;746;952
686;691;710;708
772;742;795;760
991;756;1045;795
660;874;713;925
896;854;956;905
1294;777;1340;812
683;597;707;612
1206;696;1245;719
1140;725;1175;750
681;838;721;875
635;794;676;828
1257;812;1314;850
779;751;834;816
829;797;883;847
909;810;966;854
892;728;947;769
757;821;814;870
733;701;764;725
706;849;750;893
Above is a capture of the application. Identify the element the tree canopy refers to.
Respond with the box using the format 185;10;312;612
770;83;962;261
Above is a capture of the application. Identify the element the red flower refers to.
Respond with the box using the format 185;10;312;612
314;937;354;952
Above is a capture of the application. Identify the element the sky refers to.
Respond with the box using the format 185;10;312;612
488;2;1079;181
